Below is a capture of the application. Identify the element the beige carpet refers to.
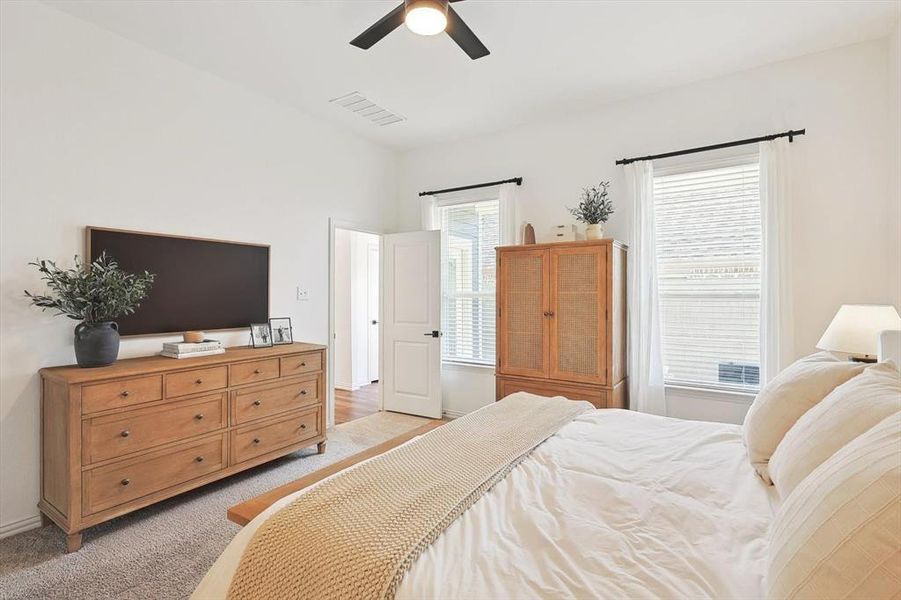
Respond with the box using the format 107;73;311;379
0;412;430;600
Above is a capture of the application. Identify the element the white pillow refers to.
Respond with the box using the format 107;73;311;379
742;352;866;483
767;412;901;600
769;361;901;497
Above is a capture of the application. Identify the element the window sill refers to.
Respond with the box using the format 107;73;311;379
442;360;495;370
665;382;756;404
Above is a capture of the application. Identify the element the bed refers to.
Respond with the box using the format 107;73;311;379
195;407;777;599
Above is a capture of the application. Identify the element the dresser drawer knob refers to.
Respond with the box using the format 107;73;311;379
120;430;130;438
252;438;261;445
195;378;203;385
194;413;204;421
120;390;130;398
254;369;261;374
195;456;205;463
121;478;130;486
300;390;307;396
300;362;306;367
300;423;306;430
253;400;262;406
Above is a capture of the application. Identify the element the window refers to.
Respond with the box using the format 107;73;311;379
653;158;761;391
438;198;499;365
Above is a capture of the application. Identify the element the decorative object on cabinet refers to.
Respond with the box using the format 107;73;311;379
568;182;614;240
183;330;205;343
523;223;536;245
269;317;294;345
24;252;155;368
250;323;273;348
496;239;627;408
38;342;327;552
547;224;578;242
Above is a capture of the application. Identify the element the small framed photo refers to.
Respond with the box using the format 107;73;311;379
269;317;293;345
250;323;273;348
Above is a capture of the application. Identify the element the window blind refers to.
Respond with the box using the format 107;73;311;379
439;199;499;365
653;160;761;390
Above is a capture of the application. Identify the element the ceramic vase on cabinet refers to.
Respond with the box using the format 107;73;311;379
585;223;604;240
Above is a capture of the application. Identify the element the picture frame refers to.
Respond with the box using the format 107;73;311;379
269;317;293;345
250;322;273;348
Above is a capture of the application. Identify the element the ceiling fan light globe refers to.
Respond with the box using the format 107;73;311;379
404;0;448;36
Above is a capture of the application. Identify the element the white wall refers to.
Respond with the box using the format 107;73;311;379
333;228;379;390
0;2;397;536
397;38;901;422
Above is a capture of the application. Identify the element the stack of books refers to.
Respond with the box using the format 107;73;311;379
160;339;225;360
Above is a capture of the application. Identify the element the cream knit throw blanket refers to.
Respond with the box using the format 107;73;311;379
226;393;592;600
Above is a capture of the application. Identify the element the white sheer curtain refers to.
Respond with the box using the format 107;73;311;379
420;194;439;230
626;161;667;415
498;182;521;245
759;139;794;384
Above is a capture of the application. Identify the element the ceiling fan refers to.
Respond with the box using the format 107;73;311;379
350;0;489;60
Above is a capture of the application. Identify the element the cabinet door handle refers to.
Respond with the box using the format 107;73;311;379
300;423;306;430
252;438;261;445
253;400;262;406
300;362;306;367
120;390;130;398
120;430;130;438
195;378;203;385
121;478;130;486
254;369;261;374
194;413;204;420
300;390;307;396
195;456;205;463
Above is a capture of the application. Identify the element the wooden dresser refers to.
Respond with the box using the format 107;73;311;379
496;239;628;409
39;342;326;551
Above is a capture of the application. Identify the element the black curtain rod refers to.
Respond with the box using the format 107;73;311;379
419;177;522;197
615;129;806;166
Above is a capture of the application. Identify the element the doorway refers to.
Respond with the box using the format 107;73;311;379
332;226;381;425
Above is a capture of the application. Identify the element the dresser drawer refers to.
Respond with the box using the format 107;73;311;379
230;358;279;387
82;394;227;464
280;352;322;377
165;366;228;398
496;376;607;408
82;375;163;414
82;434;226;515
231;408;320;465
232;377;320;425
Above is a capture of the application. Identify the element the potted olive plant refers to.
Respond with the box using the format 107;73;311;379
25;253;154;367
569;181;614;240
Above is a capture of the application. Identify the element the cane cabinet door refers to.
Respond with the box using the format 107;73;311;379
549;244;608;384
497;248;549;378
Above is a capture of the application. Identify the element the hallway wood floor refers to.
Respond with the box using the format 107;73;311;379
335;382;380;425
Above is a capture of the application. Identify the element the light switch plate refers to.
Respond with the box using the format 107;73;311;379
296;286;309;301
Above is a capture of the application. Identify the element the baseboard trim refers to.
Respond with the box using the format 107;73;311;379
0;514;42;539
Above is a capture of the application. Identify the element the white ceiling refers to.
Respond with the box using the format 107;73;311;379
45;0;900;150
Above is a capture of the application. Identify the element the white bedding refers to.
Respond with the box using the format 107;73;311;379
195;409;777;599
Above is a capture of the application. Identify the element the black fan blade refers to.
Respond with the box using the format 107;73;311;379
446;5;489;59
350;3;405;50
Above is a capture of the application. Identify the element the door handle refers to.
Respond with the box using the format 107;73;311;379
423;330;442;338
372;320;378;325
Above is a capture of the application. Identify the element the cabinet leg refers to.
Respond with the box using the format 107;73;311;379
317;441;327;455
65;532;82;553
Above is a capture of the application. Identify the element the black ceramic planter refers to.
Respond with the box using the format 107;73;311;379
74;321;120;368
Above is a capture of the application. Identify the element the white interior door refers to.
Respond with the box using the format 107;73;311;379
382;230;442;418
367;241;380;383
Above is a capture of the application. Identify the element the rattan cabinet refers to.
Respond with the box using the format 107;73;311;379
496;239;627;408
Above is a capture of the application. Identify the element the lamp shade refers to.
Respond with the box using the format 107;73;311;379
816;304;901;357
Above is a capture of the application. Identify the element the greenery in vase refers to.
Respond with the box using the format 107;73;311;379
568;181;614;224
24;252;155;323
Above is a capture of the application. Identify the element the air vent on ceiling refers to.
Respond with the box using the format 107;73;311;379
329;91;406;127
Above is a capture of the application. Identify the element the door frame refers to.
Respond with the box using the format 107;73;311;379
328;218;386;428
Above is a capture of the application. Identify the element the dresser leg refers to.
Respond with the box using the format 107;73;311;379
317;441;327;454
66;532;82;553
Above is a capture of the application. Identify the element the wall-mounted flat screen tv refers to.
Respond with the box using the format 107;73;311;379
87;227;269;336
